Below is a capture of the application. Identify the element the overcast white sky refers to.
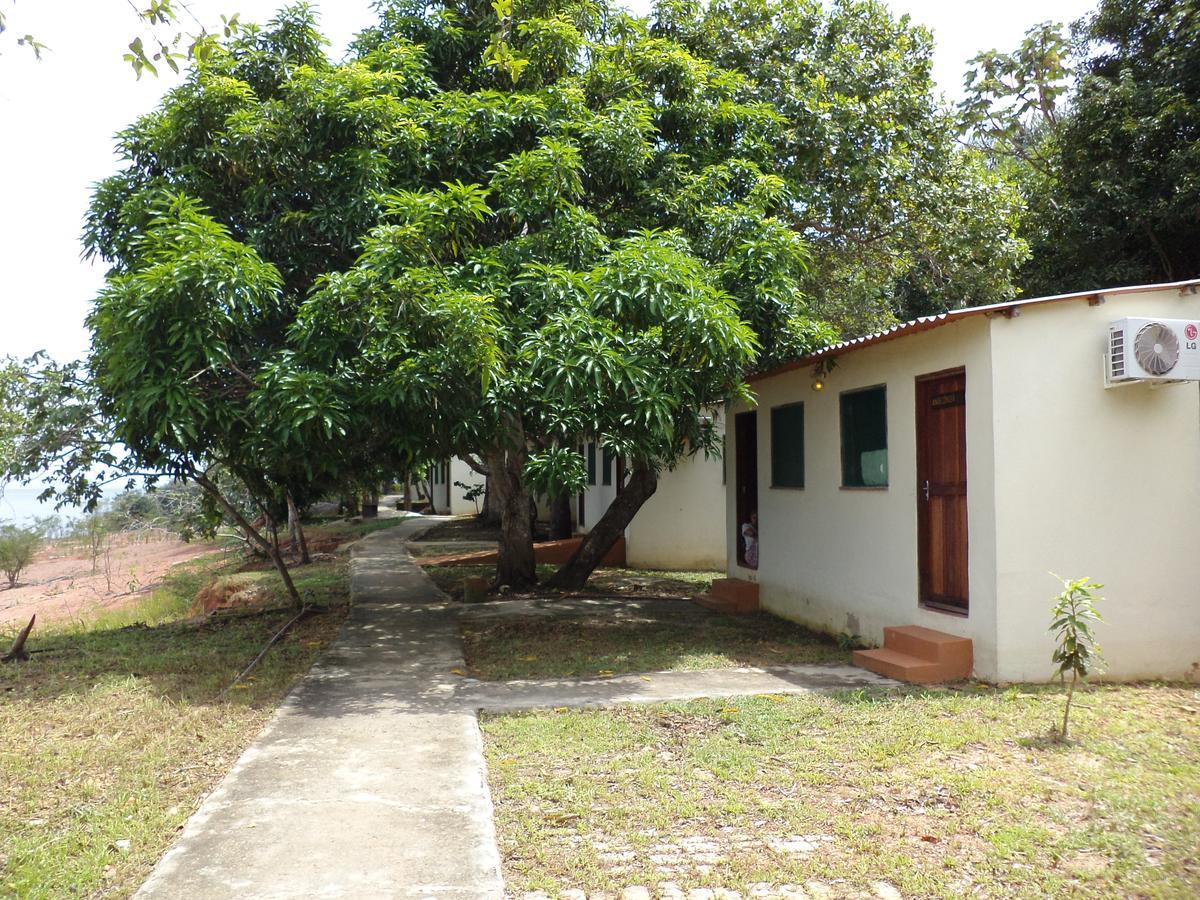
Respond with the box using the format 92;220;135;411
0;0;1095;366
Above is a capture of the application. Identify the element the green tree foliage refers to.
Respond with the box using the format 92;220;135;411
67;0;1025;590
0;360;22;473
0;524;41;588
964;1;1200;295
0;356;136;510
960;21;1073;169
0;0;240;75
656;0;1028;330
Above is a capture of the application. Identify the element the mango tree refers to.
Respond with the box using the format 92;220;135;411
51;0;1027;593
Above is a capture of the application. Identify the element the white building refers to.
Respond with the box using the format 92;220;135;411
725;281;1200;682
577;433;726;571
431;419;728;571
427;457;487;516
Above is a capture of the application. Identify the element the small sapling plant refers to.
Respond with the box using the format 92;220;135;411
1049;575;1105;740
454;480;486;515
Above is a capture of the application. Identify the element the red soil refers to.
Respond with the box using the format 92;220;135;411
0;533;220;627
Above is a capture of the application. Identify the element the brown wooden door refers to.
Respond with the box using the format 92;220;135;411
734;411;758;567
916;369;968;612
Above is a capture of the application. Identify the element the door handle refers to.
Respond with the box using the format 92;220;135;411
923;480;930;501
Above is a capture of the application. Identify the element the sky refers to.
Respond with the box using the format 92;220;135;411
0;0;1096;367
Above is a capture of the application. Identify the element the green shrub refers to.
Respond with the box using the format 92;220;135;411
0;524;41;587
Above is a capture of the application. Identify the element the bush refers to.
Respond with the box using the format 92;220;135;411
0;524;41;587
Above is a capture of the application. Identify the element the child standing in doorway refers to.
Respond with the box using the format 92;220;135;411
741;511;758;569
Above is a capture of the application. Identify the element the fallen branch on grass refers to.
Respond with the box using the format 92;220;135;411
2;615;36;663
218;603;311;698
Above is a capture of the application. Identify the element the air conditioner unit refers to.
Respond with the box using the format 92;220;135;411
1106;317;1200;386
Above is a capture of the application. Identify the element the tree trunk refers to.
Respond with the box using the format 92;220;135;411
480;476;500;526
486;447;536;589
1061;670;1077;740
549;494;572;540
287;493;299;557
287;492;310;564
2;614;35;662
194;473;304;609
545;463;658;590
265;538;304;610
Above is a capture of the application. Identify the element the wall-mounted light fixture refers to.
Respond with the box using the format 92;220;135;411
811;357;837;392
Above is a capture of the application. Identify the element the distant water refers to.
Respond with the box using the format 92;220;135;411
0;485;88;528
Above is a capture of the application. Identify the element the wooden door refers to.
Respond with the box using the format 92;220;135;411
734;411;758;567
916;370;968;612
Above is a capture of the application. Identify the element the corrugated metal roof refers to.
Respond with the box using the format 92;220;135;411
748;278;1200;384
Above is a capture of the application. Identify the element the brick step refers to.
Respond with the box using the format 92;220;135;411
883;625;972;674
692;592;759;615
711;578;759;605
852;647;951;684
693;578;759;615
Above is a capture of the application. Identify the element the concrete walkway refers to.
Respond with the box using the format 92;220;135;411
138;517;899;898
137;516;504;899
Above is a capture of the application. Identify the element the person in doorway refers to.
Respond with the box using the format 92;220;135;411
741;511;758;569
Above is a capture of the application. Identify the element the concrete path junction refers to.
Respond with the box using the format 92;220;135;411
136;515;899;898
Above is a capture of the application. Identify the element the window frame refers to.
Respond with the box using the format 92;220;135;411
839;384;889;489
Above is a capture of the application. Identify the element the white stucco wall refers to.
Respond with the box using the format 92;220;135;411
428;460;450;514
577;441;619;534
446;457;487;517
988;290;1200;682
626;444;727;571
727;316;1001;677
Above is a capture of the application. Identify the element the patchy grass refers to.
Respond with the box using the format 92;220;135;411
0;549;351;899
417;515;503;543
407;541;499;561
416;515;549;544
483;683;1200;896
298;514;408;546
464;614;848;680
425;563;716;604
424;564;562;600
587;568;716;595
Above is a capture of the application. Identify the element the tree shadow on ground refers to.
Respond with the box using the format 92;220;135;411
461;608;851;681
0;595;349;709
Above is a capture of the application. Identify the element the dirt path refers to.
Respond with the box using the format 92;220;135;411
0;533;221;626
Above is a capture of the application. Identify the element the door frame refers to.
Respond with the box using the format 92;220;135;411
915;367;969;615
734;411;758;568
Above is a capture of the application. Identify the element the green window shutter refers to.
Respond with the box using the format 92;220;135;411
587;442;596;485
840;387;888;487
602;448;614;486
770;403;804;488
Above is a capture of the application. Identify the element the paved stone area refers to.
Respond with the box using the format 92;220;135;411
136;517;900;897
136;516;504;899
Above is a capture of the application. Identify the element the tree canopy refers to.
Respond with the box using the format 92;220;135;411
14;0;1030;591
963;0;1200;296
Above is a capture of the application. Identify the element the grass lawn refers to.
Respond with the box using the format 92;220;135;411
425;559;835;680
463;613;849;680
483;684;1200;896
0;524;361;899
